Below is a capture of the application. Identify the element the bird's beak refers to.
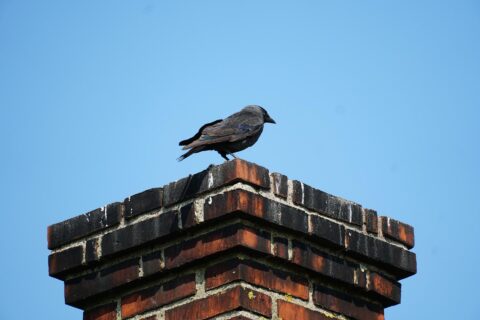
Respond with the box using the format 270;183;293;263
265;115;276;124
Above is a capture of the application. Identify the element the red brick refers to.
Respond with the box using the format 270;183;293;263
277;300;330;320
48;202;122;250
273;236;289;260
292;181;363;226
291;240;356;285
345;229;417;278
164;224;271;270
365;209;379;234
124;188;163;219
65;258;140;307
368;272;401;306
204;189;308;234
165;286;271;320
313;284;385;320
101;210;179;258
380;216;414;249
205;259;309;300
121;273;196;318
83;302;117;320
271;172;289;199
139;316;157;320
141;250;164;277
162;159;270;207
48;245;84;279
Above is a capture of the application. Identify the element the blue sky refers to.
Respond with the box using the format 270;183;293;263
1;1;479;319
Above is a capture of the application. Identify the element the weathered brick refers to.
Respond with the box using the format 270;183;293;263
165;286;272;320
48;245;84;279
205;258;309;300
142;250;164;277
65;258;140;306
179;202;196;229
85;238;100;265
121;273;196;318
291;240;356;285
48;202;123;250
204;189;308;234
380;216;414;249
277;300;330;320
309;214;345;248
273;236;289;260
164;224;271;270
368;272;401;306
163;159;270;207
365;209;379;234
124;188;163;219
271;172;289;199
355;268;368;289
83;302;117;320
345;229;417;278
313;284;385;320
292;181;363;226
101;211;178;258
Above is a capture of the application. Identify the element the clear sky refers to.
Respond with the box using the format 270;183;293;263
1;1;479;319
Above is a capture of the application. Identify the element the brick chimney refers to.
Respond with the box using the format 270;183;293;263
48;159;416;320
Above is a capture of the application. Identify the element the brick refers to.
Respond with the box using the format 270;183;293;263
273;236;289;260
163;159;270;207
368;272;401;306
48;202;123;250
277;300;330;320
355;268;368;289
313;284;384;320
380;216;414;249
165;286;271;320
142;250;164;277
179;202;196;229
121;273;196;318
292;181;363;226
345;230;417;278
139;316;157;320
291;240;355;285
271;172;288;199
164;224;271;270
204;189;308;234
124;188;163;219
101;211;179;258
83;302;117;320
205;258;309;300
48;245;84;279
309;215;345;248
365;209;379;234
85;238;100;264
65;258;140;306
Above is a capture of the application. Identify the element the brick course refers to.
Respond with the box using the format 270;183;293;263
48;159;416;319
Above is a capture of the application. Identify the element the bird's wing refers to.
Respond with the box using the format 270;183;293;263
182;112;263;150
179;119;223;146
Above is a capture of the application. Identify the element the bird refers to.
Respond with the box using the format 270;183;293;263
178;105;276;161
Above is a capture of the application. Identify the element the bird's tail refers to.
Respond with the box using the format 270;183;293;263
177;147;202;161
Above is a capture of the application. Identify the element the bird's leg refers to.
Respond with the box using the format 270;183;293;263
217;151;230;161
229;153;238;159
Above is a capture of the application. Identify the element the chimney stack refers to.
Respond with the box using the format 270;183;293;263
48;159;416;320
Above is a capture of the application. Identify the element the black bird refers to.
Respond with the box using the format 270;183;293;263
178;105;276;161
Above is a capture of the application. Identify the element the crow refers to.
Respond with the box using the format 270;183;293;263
178;105;276;161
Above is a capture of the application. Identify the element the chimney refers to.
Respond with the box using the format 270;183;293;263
48;159;416;320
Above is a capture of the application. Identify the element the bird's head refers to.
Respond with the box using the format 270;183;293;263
245;105;276;124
